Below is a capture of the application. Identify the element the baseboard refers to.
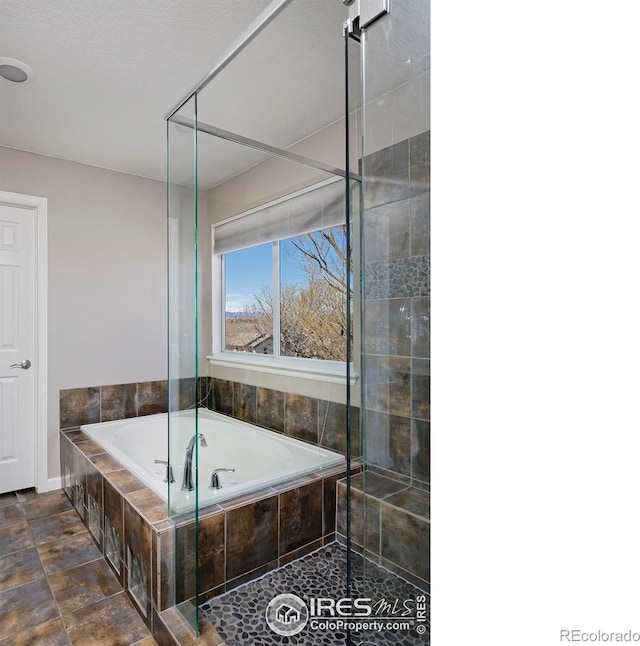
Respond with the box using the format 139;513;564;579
39;476;62;493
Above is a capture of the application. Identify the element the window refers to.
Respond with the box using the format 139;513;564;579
211;178;353;377
223;225;348;362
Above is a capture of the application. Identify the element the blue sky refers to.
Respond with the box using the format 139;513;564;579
224;241;306;313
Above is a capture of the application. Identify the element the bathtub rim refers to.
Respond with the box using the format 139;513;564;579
80;408;345;513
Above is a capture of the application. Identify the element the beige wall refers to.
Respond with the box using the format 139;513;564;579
0;147;168;480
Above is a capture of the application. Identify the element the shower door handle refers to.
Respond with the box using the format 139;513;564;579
10;359;31;370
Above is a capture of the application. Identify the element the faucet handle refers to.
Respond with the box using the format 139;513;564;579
154;459;176;484
209;468;236;490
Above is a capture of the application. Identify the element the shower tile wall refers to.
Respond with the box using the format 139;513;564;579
363;130;430;488
334;131;430;591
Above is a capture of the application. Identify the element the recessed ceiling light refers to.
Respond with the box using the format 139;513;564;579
0;58;34;83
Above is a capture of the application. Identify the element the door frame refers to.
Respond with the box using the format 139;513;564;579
0;190;49;492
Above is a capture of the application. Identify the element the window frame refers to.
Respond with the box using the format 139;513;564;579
208;224;356;386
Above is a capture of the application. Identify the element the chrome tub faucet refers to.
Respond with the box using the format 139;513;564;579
209;468;235;490
181;433;208;491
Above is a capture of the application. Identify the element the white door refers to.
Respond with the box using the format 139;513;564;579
0;203;36;493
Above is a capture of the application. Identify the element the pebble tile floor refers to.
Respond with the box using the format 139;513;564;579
0;489;157;646
201;543;430;646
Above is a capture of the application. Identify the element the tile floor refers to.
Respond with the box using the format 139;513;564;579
0;488;157;646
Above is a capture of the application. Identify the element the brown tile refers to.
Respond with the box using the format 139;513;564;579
410;192;430;259
364;355;411;417
101;383;137;422
256;387;284;432
272;474;316;492
218;487;278;512
75;440;107;458
63;591;151;646
169;377;197;412
284;393;318;444
384;488;430;519
279;481;323;555
0;577;59;640
323;474;339;536
225;559;278;592
0;492;17;509
0;617;70;646
279;538;324;567
0;546;45;592
365;410;412;478
411;295;430;358
60;387;100;428
364;298;412;356
157;606;223;646
363;199;411;263
0;520;33;557
123;500;152;619
380;504;429;582
338;486;381;554
226;495;278;580
410;130;430;168
137;381;168;417
350;471;407;499
153;527;173;611
48;558;122;614
198;375;212;410
0;503;24;529
133;637;158;646
63;429;91;443
104;479;124;549
86;461;103;545
21;490;73;521
90;452;125;473
412;419;430;484
126;489;168;524
412;359;430;420
37;530;101;575
212;378;233;415
233;382;256;423
106;469;147;495
28;510;86;546
175;513;224;603
318;400;347;454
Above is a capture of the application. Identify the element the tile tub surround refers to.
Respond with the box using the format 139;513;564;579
204;377;361;457
336;471;430;592
60;428;355;642
60;377;361;459
60;379;172;429
0;489;155;646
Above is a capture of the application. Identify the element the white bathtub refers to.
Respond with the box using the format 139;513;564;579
81;409;344;512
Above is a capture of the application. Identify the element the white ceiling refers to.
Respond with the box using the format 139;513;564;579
0;0;349;185
0;0;429;187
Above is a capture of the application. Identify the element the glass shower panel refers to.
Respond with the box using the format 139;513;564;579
167;93;200;633
355;0;430;643
195;0;349;173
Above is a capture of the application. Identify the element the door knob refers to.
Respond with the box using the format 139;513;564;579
10;359;31;370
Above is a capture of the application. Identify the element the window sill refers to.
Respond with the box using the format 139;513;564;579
206;352;359;387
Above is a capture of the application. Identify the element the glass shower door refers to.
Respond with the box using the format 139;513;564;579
352;0;430;642
167;93;202;633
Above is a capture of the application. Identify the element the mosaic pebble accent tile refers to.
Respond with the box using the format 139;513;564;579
201;542;429;646
364;255;430;300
